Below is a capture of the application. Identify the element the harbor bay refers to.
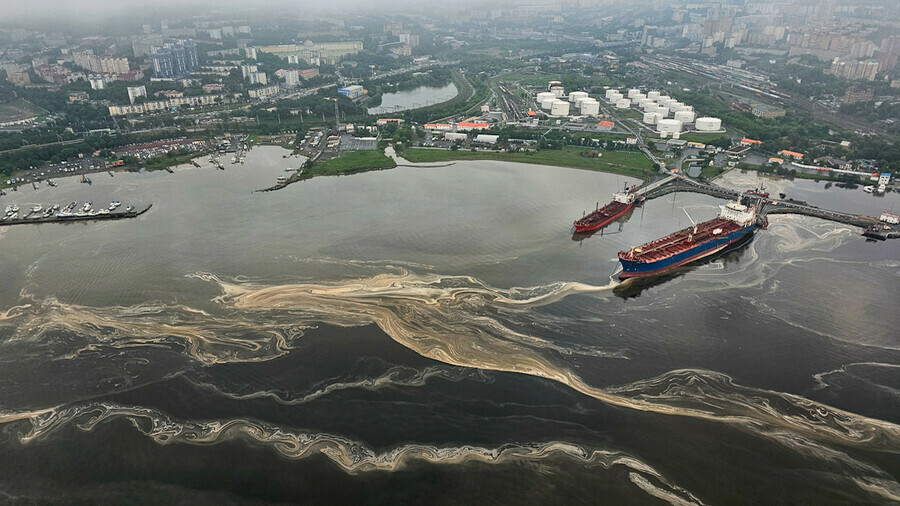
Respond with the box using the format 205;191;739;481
0;146;897;503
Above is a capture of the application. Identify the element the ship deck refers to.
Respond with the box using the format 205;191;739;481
574;201;629;226
620;217;744;263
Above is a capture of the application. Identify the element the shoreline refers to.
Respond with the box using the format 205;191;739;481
2;151;210;192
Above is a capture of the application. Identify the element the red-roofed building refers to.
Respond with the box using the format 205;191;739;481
299;68;319;80
526;110;537;116
740;138;763;146
376;118;405;125
778;150;804;160
456;121;490;131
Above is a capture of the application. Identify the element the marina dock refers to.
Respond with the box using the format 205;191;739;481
1;203;152;227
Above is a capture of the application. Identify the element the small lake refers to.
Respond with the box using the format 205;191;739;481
367;82;458;115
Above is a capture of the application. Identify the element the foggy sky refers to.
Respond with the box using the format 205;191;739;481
1;0;485;25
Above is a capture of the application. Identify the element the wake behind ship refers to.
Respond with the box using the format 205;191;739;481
618;202;757;279
574;186;640;233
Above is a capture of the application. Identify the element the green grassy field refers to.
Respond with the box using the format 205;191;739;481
0;99;47;122
677;132;732;144
305;149;397;178
145;151;204;170
401;147;654;179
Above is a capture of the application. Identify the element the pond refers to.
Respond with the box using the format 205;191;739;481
367;82;458;115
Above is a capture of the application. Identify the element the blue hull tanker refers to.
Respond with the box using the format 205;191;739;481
618;202;757;279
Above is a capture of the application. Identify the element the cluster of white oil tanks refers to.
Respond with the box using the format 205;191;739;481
537;85;602;117
596;88;723;133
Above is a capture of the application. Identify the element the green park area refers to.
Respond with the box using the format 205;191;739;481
304;149;397;178
401;146;654;180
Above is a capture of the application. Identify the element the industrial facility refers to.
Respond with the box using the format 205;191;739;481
599;87;724;136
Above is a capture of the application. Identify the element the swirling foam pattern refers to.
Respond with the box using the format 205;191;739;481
1;269;898;501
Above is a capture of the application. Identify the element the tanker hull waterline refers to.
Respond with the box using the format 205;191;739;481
618;225;754;279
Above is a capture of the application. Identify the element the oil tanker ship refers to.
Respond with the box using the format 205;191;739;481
617;201;757;279
573;186;640;233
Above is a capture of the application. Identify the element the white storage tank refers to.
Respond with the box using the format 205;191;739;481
615;98;631;109
654;106;670;117
643;112;661;125
541;98;556;110
568;91;589;103
550;100;570;116
661;99;679;108
536;91;556;104
647;91;661;100
579;100;600;116
657;118;683;134
657;95;671;103
550;86;565;97
606;92;623;104
674;110;696;123
627;89;641;98
671;104;691;113
604;89;621;100
695;117;722;131
638;98;654;108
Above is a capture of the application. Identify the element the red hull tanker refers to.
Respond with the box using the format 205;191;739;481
574;189;640;233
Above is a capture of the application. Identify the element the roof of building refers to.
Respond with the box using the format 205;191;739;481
597;120;614;127
457;121;489;128
741;138;762;144
778;150;804;158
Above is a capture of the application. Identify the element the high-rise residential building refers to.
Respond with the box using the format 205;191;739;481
248;71;267;85
283;70;300;88
73;51;130;75
151;40;199;79
878;35;900;72
843;85;874;104
241;64;258;79
827;57;879;81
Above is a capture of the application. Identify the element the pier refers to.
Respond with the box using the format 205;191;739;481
634;173;893;238
0;204;152;227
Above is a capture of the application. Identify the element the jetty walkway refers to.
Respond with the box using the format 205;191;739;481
634;173;889;236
